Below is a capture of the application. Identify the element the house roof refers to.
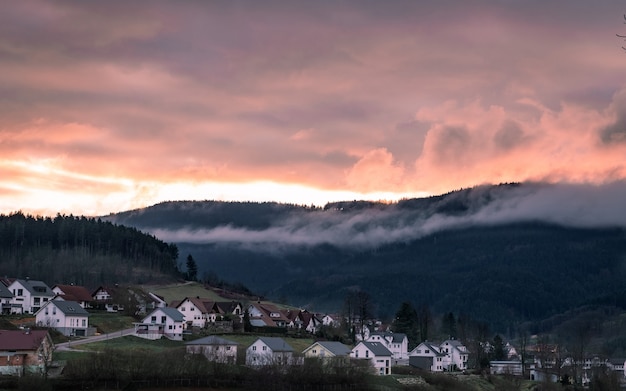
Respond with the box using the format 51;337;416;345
172;297;218;314
370;331;407;344
185;335;238;346
214;301;241;314
418;341;444;356
0;283;12;298
154;307;185;322
249;319;269;327
53;284;93;302
257;337;294;352
12;279;54;297
47;300;89;316
91;285;117;298
0;329;51;351
249;303;291;326
442;339;469;353
358;341;392;357
307;341;352;357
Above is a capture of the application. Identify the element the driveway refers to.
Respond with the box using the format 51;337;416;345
55;328;136;351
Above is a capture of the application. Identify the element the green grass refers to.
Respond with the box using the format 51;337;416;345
88;311;137;333
77;335;185;352
141;281;223;303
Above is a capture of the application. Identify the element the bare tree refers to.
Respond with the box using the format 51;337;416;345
618;14;626;50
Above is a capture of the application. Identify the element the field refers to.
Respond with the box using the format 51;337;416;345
141;281;224;303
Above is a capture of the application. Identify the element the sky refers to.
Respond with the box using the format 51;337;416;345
1;0;626;217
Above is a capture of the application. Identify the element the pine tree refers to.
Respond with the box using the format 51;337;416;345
186;254;198;281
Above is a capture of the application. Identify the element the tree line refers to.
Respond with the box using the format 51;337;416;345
0;212;180;286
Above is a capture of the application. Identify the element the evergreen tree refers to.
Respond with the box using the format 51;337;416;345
492;334;506;361
441;312;457;339
186;254;198;281
392;302;419;349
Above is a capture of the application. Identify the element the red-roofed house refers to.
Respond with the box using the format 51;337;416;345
52;284;93;308
247;302;290;328
0;329;53;376
171;297;219;328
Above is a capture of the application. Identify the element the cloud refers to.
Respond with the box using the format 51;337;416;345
144;181;626;252
2;1;626;216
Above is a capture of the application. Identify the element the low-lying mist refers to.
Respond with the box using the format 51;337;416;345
113;181;626;251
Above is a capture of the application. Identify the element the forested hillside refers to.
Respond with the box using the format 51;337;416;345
105;183;626;334
0;212;180;286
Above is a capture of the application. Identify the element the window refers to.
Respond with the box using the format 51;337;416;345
262;346;267;351
226;346;231;351
181;307;186;311
52;307;56;315
17;289;23;296
425;349;430;354
161;316;166;323
82;319;86;327
252;346;257;351
365;351;369;358
151;316;157;323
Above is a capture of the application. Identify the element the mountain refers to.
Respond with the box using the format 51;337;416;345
104;182;626;333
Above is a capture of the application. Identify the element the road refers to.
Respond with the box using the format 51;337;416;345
55;328;136;351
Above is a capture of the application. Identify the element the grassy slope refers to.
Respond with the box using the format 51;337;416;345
141;281;224;304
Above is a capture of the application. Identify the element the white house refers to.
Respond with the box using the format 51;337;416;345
35;300;92;337
440;339;469;371
134;307;185;341
185;335;238;364
367;332;409;360
350;341;392;376
246;337;296;366
303;341;352;360
8;279;54;314
51;284;93;308
171;297;218;328
408;341;445;372
321;314;341;327
0;284;13;315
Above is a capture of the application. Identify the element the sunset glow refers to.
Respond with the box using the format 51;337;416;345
2;1;626;217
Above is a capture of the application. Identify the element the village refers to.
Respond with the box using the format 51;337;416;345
0;277;625;389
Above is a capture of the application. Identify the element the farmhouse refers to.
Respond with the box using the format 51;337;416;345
0;329;53;376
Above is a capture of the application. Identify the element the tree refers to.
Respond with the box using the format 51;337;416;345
492;334;506;361
342;289;373;342
618;14;626;50
186;254;198;281
392;302;419;349
441;312;457;339
417;304;432;343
